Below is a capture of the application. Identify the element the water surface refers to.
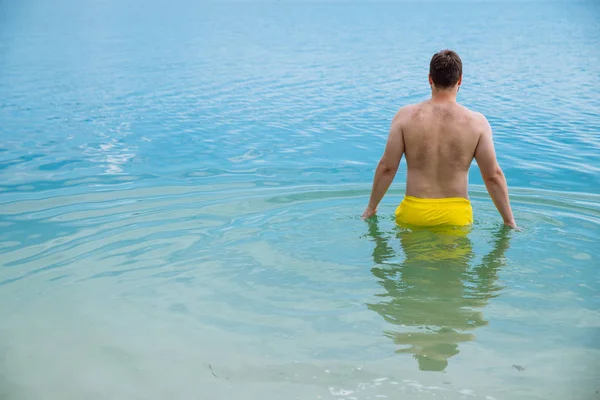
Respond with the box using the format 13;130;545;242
1;1;599;399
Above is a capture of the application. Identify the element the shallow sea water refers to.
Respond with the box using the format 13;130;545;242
1;1;599;399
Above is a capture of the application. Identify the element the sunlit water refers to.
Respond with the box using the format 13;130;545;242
1;1;599;399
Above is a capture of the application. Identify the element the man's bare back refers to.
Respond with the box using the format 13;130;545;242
362;50;516;228
401;100;483;199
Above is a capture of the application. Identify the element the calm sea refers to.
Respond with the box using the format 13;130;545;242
1;1;599;399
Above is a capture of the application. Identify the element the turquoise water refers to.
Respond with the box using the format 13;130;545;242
1;1;599;399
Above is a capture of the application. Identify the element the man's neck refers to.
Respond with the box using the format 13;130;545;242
430;87;458;103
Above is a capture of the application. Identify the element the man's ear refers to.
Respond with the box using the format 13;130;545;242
428;74;433;86
457;75;463;86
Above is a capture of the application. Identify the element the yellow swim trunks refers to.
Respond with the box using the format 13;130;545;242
395;196;473;227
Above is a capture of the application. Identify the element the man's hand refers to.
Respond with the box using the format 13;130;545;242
504;219;520;230
362;206;377;220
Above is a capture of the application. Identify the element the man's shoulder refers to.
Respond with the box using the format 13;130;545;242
471;111;492;132
456;107;492;139
393;102;422;122
457;104;488;123
395;103;418;114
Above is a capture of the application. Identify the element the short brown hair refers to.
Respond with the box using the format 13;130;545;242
429;50;462;89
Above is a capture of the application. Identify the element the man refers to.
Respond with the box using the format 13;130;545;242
362;50;517;228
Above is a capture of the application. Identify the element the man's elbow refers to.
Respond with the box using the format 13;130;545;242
378;159;398;175
483;167;505;186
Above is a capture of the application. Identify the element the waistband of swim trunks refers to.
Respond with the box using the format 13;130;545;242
403;195;471;204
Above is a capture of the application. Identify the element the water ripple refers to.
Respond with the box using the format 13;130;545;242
1;1;600;399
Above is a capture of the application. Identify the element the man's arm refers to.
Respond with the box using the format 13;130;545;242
474;115;517;228
362;112;405;219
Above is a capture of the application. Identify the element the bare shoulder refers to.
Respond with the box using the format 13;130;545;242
473;112;492;136
459;105;491;134
472;110;490;125
392;103;421;125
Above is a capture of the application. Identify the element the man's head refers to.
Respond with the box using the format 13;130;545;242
429;50;462;91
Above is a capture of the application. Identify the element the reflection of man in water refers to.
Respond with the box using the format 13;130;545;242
365;218;511;371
